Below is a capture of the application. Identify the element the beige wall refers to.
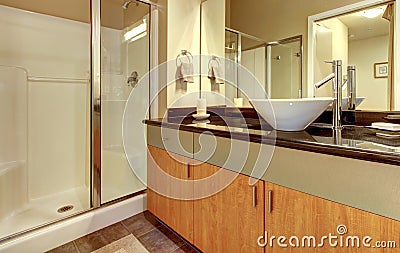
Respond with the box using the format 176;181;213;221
123;2;150;28
229;0;361;41
166;0;201;107
0;0;127;29
349;35;389;110
201;0;226;105
314;26;333;97
0;0;90;23
315;18;348;97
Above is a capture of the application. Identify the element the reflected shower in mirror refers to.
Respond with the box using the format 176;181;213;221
223;28;302;106
267;36;302;99
224;28;268;107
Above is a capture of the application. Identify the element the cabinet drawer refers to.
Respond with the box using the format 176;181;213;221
147;125;193;158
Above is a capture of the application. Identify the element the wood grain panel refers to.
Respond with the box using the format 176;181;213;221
265;182;400;253
193;163;264;253
147;145;194;243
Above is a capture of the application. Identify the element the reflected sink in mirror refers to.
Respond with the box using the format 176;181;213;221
250;98;333;131
326;97;366;110
342;97;366;109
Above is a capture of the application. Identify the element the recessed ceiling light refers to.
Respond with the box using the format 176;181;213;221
359;7;385;19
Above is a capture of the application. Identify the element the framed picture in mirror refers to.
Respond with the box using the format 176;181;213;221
374;62;388;79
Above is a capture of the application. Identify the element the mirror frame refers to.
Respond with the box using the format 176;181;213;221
307;0;400;110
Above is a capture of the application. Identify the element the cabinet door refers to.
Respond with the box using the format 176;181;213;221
193;163;264;253
265;182;400;253
147;145;194;243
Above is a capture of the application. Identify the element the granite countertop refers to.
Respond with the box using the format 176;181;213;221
144;116;400;166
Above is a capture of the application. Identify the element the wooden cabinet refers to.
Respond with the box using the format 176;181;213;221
147;145;264;253
265;182;400;253
147;136;400;253
147;145;194;243
192;163;264;253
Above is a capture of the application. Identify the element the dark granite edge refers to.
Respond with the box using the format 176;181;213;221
144;119;400;166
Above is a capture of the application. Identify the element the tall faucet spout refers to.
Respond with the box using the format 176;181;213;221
314;72;335;89
314;60;343;130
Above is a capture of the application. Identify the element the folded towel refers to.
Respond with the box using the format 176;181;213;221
371;122;400;131
176;62;194;83
208;65;224;84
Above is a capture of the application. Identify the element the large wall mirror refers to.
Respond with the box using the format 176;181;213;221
201;0;303;107
201;0;400;111
309;1;398;111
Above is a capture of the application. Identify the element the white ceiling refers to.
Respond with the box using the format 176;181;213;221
318;5;390;41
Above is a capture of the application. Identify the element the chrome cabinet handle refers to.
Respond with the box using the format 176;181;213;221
268;190;272;213
186;163;190;179
252;186;257;207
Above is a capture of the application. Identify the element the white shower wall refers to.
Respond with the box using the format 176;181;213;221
0;5;90;200
0;67;27;221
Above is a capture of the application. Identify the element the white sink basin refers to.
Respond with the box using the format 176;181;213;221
249;98;333;131
342;97;366;109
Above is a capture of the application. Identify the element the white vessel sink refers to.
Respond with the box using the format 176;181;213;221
342;97;366;109
249;98;333;131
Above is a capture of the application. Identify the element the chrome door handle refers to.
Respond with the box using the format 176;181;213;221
186;163;190;179
252;186;257;207
268;190;272;213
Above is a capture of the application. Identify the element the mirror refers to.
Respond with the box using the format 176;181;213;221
310;2;395;111
200;0;399;111
267;36;302;99
224;29;303;106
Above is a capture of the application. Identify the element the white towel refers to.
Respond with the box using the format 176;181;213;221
208;65;224;84
176;62;194;83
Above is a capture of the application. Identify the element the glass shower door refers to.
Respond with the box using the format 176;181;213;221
100;0;149;203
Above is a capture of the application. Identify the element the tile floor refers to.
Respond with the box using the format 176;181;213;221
46;211;201;253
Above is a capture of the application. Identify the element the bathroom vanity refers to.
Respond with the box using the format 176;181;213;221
144;113;400;253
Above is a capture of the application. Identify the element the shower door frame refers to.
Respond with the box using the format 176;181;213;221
91;0;158;207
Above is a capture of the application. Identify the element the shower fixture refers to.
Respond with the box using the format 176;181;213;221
122;0;138;9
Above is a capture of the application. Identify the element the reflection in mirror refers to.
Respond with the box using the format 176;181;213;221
221;0;400;112
224;29;268;106
223;29;303;106
310;2;396;111
267;36;302;99
224;29;239;103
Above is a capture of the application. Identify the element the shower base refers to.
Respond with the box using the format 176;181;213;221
0;193;145;253
0;186;89;240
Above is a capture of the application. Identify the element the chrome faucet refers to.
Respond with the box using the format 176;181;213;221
347;65;356;110
314;60;343;130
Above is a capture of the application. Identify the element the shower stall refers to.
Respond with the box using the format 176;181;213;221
0;0;153;244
